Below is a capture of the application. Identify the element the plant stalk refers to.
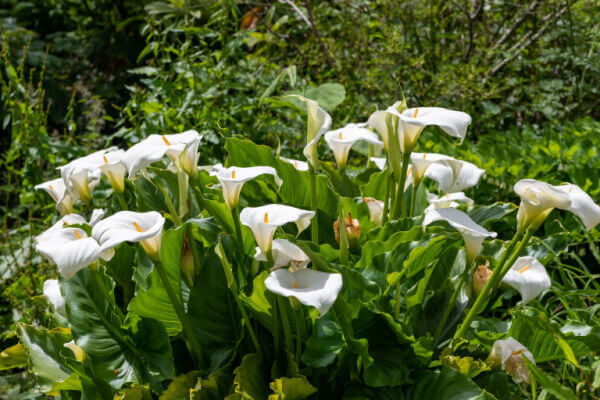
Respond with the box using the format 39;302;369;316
382;161;391;225
310;168;319;243
277;296;294;352
391;151;411;219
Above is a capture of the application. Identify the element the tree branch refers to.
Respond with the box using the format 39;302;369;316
489;0;540;53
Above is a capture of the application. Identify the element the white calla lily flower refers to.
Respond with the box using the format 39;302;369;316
387;107;472;153
424;159;485;194
199;163;225;176
36;209;104;244
280;157;310;172
502;257;551;305
240;204;315;253
425;192;474;211
92;211;165;261
43;279;66;315
264;268;343;316
177;136;202;179
424;208;496;263
324;123;382;169
98;150;127;193
364;198;384;226
513;179;600;232
36;228;100;280
410;152;458;187
555;184;600;231
123;130;201;178
216;166;282;209
490;337;535;384
254;238;311;272
35;178;75;216
370;157;387;171
288;96;331;169
367;100;404;153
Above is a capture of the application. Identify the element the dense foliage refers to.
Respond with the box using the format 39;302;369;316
1;0;599;399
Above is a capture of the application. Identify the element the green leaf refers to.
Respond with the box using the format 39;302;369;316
160;371;202;400
522;357;577;400
239;271;276;334
440;355;491;379
16;324;80;393
130;225;186;335
301;314;343;367
62;268;174;389
231;353;268;400
268;375;317;400
406;366;494;400
191;371;233;400
0;343;27;370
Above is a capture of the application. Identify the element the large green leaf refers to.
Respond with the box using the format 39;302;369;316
129;225;186;335
239;271;276;334
268;375;317;400
231;353;268;400
61;268;174;389
0;343;27;370
224;138;339;218
406;366;494;400
187;240;241;372
301;314;343;368
191;371;233;400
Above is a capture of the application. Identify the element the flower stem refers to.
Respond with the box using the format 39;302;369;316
116;192;128;210
277;296;294;352
453;229;532;341
310;168;319;243
156;182;182;225
382;162;391;225
295;308;304;362
191;186;229;233
393;281;402;320
231;206;244;253
433;260;473;346
153;260;203;365
338;200;349;265
409;181;419;217
391;151;411;219
176;169;189;218
89;263;124;319
233;294;261;352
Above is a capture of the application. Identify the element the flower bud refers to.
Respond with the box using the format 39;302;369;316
334;213;361;249
180;233;195;287
472;261;492;297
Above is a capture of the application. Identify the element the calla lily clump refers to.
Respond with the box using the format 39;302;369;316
23;94;600;398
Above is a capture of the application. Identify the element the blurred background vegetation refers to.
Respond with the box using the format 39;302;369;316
1;0;599;396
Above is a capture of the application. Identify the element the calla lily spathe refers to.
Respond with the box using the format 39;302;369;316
98;150;127;193
389;107;472;153
409;152;458;187
502;256;551;305
123;130;201;178
425;159;485;194
264;268;343;315
370;157;387;171
240;204;315;253
35;178;75;216
254;238;311;272
424;208;496;263
489;337;535;384
177;136;202;179
92;211;165;261
216;166;282;209
324;123;382;169
287;95;331;169
36;228;100;280
36;209;105;244
364;198;384;226
281;157;309;172
43;279;66;315
514;179;600;232
426;192;474;211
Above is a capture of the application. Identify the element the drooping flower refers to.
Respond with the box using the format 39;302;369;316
264;268;343;315
35;177;75;216
324;123;382;169
489;337;535;384
502;257;551;305
254;238;311;272
123;130;201;178
426;192;474;211
514;180;600;232
280;157;310;172
285;95;332;169
334;213;361;249
92;211;165;261
364;197;384;225
424;208;496;263
387;107;472;153
424;159;485;194
240;204;315;254
98;150;127;193
36;228;101;280
43;279;66;315
216;166;282;209
472;261;492;297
